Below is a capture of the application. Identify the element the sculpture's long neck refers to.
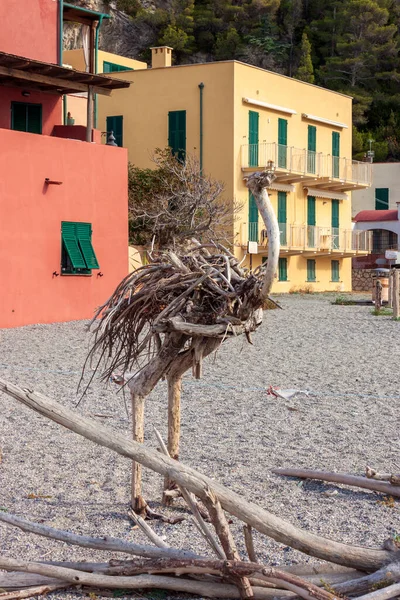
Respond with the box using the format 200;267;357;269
254;186;280;300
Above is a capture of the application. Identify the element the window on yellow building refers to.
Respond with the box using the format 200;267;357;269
307;125;316;174
168;110;186;162
331;260;340;282
248;191;258;242
248;111;259;167
278;257;288;281
307;259;316;282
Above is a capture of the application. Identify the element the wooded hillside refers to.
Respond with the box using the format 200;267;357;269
105;0;400;161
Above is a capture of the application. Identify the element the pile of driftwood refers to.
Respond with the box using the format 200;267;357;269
1;378;400;600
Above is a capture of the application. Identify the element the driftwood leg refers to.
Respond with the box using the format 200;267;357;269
131;392;146;514
163;374;182;505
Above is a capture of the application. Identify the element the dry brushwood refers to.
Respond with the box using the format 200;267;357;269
80;170;280;511
128;150;241;248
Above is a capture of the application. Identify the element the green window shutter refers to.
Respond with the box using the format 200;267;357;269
106;115;123;147
168;110;186;162
278;257;287;281
277;191;287;245
307;259;316;282
278;118;287;168
62;222;87;269
307;196;316;226
332;131;340;178
76;222;100;269
248;110;259;167
375;188;389;210
331;260;340;282
307;125;316;173
11;102;42;134
103;61;111;73
331;199;339;249
331;199;339;228
248;191;259;242
308;125;316;152
307;196;316;248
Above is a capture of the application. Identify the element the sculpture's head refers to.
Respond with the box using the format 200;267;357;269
245;170;276;194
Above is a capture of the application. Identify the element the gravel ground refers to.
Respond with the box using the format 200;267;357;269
0;293;399;599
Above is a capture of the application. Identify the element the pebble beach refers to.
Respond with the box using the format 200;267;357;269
0;293;399;598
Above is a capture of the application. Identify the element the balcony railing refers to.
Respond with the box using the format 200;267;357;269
242;142;372;187
243;224;372;254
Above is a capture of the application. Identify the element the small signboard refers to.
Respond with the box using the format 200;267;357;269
385;250;400;262
248;241;258;254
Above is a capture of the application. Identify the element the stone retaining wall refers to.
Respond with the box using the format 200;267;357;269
352;269;375;292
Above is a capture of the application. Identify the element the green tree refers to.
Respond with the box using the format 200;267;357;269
159;24;190;55
295;32;315;83
214;27;242;60
319;0;397;90
278;0;303;75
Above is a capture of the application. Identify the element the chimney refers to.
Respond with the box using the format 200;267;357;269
150;46;173;69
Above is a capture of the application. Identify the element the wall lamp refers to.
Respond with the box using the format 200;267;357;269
21;91;30;97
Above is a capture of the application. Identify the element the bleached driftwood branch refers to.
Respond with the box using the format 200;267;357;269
272;467;400;498
1;377;399;571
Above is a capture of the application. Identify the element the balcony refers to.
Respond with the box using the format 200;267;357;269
241;223;372;257
241;142;372;191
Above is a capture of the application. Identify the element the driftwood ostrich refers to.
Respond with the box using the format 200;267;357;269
84;170;280;513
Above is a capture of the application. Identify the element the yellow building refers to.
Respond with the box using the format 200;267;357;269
69;47;372;291
62;49;146;126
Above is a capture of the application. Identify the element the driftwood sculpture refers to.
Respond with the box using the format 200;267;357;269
83;170;280;513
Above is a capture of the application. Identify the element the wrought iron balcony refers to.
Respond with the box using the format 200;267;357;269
242;142;372;191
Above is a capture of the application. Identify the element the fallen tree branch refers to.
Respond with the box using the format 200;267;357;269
204;487;254;598
356;583;400;600
0;558;296;600
0;584;70;600
366;467;400;486
0;563;363;591
0;512;199;560
243;525;257;563
153;427;224;559
272;467;400;498
1;378;399;571
128;508;169;548
333;562;400;595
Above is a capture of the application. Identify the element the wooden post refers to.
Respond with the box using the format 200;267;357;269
163;374;182;505
375;279;382;312
131;392;146;514
393;270;400;318
86;86;94;143
388;270;393;308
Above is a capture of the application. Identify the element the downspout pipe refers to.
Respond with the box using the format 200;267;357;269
198;82;204;175
59;0;67;124
94;15;104;129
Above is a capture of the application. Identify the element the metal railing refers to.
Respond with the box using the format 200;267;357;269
241;142;372;186
242;223;372;253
